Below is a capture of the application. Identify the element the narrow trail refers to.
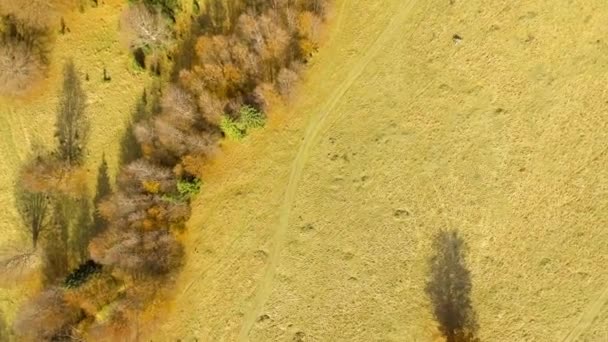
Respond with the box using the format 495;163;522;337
178;0;352;300
237;1;420;340
562;284;608;342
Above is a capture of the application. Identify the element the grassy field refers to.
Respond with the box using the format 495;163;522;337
157;0;608;341
0;0;150;323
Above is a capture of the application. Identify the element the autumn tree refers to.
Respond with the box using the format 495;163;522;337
425;230;479;342
56;60;88;166
0;38;44;96
13;287;82;341
122;3;172;51
90;228;183;277
276;67;298;99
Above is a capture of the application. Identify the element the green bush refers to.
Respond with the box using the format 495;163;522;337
162;178;201;203
220;106;266;140
64;260;102;289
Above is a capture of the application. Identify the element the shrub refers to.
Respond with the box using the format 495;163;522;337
220;115;244;140
64;259;103;288
162;178;201;203
64;272;120;317
220;105;265;140
240;105;265;128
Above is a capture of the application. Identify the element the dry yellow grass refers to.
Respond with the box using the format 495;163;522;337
157;0;608;341
0;0;150;323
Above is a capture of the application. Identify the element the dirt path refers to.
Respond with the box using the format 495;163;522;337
562;285;608;342
161;1;608;340
237;1;421;340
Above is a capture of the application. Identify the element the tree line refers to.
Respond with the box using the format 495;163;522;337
5;0;332;340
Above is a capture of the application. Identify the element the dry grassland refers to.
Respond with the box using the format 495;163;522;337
158;0;608;341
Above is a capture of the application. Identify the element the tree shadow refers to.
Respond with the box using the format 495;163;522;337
72;198;92;264
425;229;479;342
90;155;111;238
118;86;160;166
0;309;7;341
55;60;88;166
42;196;71;286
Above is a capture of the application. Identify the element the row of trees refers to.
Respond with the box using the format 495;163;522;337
77;0;331;337
9;61;93;285
2;61;110;341
8;0;332;339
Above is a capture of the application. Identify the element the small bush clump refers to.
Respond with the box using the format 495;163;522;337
64;260;103;288
220;105;266;140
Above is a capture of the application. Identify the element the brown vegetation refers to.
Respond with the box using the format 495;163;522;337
13;287;83;341
0;0;61;31
0;38;44;96
121;3;172;52
0;0;64;96
12;0;331;338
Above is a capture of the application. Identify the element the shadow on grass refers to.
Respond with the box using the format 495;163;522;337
0;309;7;341
425;229;479;342
118;86;161;166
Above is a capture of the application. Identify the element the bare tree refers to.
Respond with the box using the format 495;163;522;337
425;229;478;342
276;67;298;99
121;3;172;52
0;242;40;285
0;38;44;96
56;60;88;166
